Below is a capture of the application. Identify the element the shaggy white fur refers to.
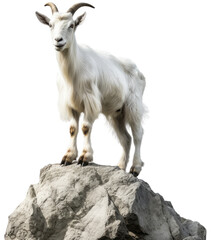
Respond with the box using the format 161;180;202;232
36;2;146;176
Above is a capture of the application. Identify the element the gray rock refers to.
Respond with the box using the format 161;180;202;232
5;163;206;240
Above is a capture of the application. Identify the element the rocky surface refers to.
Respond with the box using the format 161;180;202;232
5;163;206;240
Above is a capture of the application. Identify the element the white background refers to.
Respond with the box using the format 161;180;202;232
0;0;210;238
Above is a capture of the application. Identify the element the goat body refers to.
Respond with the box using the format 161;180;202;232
57;45;145;120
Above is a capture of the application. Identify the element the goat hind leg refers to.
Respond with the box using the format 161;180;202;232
109;112;132;171
130;123;144;177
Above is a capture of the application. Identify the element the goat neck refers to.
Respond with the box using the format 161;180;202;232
56;35;79;83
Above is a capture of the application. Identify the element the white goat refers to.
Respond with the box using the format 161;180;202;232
36;2;146;176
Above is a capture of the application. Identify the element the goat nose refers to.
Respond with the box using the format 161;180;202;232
55;37;63;43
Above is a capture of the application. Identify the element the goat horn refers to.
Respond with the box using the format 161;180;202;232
44;2;59;14
67;3;95;16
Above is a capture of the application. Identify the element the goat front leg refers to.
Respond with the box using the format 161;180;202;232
78;120;94;166
78;89;101;166
61;109;80;166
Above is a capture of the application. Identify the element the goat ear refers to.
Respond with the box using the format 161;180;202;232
35;11;50;26
74;12;86;28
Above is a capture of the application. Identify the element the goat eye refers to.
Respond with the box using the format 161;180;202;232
69;23;74;29
49;23;53;28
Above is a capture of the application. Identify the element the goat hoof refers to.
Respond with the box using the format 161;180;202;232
131;171;139;177
82;161;88;167
64;161;72;166
78;160;83;165
60;155;73;166
60;155;67;165
77;155;89;167
61;150;77;166
130;167;139;177
78;156;84;165
60;159;65;165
